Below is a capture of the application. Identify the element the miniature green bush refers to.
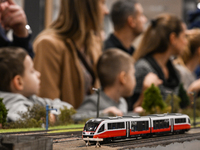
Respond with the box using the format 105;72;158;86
0;98;8;127
6;105;77;128
55;107;76;126
142;84;166;114
178;83;190;108
6;104;45;129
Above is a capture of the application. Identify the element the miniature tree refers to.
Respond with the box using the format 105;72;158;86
142;84;166;114
0;98;8;127
178;83;190;109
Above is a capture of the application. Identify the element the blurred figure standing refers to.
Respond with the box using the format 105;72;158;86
174;29;200;93
132;14;188;111
104;0;147;55
33;0;109;109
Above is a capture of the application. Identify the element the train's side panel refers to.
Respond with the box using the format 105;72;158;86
94;120;126;138
129;118;151;136
94;129;126;138
150;116;171;133
173;124;191;131
129;128;151;135
173;115;191;131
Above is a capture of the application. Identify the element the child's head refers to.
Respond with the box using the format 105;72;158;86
0;47;40;97
97;49;136;97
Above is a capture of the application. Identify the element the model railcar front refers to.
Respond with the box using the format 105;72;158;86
82;118;105;142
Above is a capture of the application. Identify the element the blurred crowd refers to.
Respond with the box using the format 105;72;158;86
1;0;200;122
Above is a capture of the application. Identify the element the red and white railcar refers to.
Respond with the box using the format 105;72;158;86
82;113;190;143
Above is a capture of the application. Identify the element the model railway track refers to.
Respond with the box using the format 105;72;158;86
101;132;200;149
2;127;200;145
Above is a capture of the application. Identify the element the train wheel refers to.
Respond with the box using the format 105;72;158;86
95;141;101;148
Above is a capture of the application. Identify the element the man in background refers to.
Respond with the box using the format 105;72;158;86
104;0;147;55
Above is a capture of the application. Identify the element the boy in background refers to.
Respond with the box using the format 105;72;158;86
73;49;136;121
0;47;72;122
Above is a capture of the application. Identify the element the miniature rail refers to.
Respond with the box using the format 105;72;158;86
102;132;200;149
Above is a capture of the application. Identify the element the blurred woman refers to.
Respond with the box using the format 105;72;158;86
174;29;200;93
33;0;109;109
132;13;188;109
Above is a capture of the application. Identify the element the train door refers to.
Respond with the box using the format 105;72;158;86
170;118;174;132
126;121;130;138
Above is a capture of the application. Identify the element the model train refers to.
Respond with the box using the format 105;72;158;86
82;113;190;144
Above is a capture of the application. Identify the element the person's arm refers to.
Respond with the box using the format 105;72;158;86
6;99;32;122
72;99;98;121
13;34;34;58
133;73;163;112
187;79;200;93
0;0;34;58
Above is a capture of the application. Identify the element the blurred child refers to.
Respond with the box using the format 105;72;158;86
73;49;136;121
0;47;72;122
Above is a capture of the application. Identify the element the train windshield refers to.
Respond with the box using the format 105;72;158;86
84;120;102;132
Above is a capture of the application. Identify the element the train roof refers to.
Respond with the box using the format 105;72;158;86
86;113;189;122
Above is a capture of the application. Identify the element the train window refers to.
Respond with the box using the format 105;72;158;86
137;122;143;131
188;118;190;124
164;119;169;128
153;119;169;130
131;121;137;131
131;121;148;131
175;118;186;124
118;122;125;128
84;122;101;131
98;124;104;133
108;122;125;130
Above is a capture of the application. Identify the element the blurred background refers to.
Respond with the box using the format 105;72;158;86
16;0;200;42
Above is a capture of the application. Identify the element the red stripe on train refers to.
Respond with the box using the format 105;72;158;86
130;128;151;135
93;129;126;138
173;124;190;130
151;126;171;133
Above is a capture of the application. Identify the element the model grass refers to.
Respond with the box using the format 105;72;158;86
0;124;84;133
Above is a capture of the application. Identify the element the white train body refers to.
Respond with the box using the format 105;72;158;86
82;113;190;142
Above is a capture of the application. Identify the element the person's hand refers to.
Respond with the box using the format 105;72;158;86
188;79;200;93
49;113;56;124
133;106;144;113
143;73;163;90
103;106;123;116
0;0;28;37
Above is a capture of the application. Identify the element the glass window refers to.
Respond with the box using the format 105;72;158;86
131;121;148;131
98;124;104;133
108;122;125;130
84;121;101;131
175;118;186;124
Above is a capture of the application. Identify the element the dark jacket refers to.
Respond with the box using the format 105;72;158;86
0;25;34;58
